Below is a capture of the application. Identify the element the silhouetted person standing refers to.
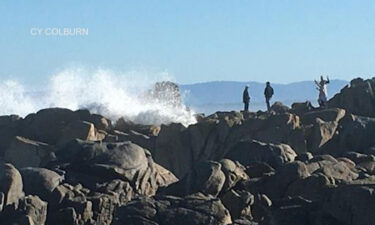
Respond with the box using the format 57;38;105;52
264;81;274;112
315;76;330;108
243;85;250;112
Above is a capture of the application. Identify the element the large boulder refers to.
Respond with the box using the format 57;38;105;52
307;156;359;183
251;113;307;153
57;120;104;146
290;101;315;117
0;115;21;156
301;108;346;125
152;113;244;178
161;161;225;197
219;159;248;192
323;185;375;225
112;130;155;151
19;168;63;202
16;195;48;225
343;152;375;165
264;197;339;225
20;108;79;144
322;114;375;155
0;115;21;128
153;123;191;178
0;195;48;225
112;194;232;225
328;77;375;117
220;189;254;221
246;161;310;200
285;173;334;201
161;160;250;221
47;182;123;225
19;108;106;145
0;163;24;208
56;140;177;197
4;136;55;168
114;118;160;137
74;109;112;131
152;111;306;179
270;102;290;114
305;118;338;153
225;140;297;169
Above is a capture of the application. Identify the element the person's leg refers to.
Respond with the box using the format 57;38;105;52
318;99;323;107
322;100;327;108
266;98;270;112
244;102;249;111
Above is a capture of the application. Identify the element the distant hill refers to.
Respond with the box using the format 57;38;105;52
180;80;348;114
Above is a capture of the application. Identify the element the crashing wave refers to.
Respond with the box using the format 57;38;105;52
0;68;197;126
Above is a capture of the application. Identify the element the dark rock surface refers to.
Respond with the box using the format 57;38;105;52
329;77;375;117
0;77;375;224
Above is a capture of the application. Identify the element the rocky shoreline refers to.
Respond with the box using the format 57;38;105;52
1;77;375;225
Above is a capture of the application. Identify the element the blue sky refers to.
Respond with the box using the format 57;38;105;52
1;0;375;85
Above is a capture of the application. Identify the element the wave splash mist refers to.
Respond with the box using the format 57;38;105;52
0;68;197;126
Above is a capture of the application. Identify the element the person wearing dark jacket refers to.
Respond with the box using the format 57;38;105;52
264;81;274;112
243;85;250;112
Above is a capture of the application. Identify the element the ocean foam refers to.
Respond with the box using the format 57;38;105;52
0;67;197;126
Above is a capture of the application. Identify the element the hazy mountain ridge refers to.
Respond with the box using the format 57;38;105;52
180;79;349;113
21;79;349;115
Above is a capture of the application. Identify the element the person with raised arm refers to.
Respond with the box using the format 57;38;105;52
315;75;330;108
